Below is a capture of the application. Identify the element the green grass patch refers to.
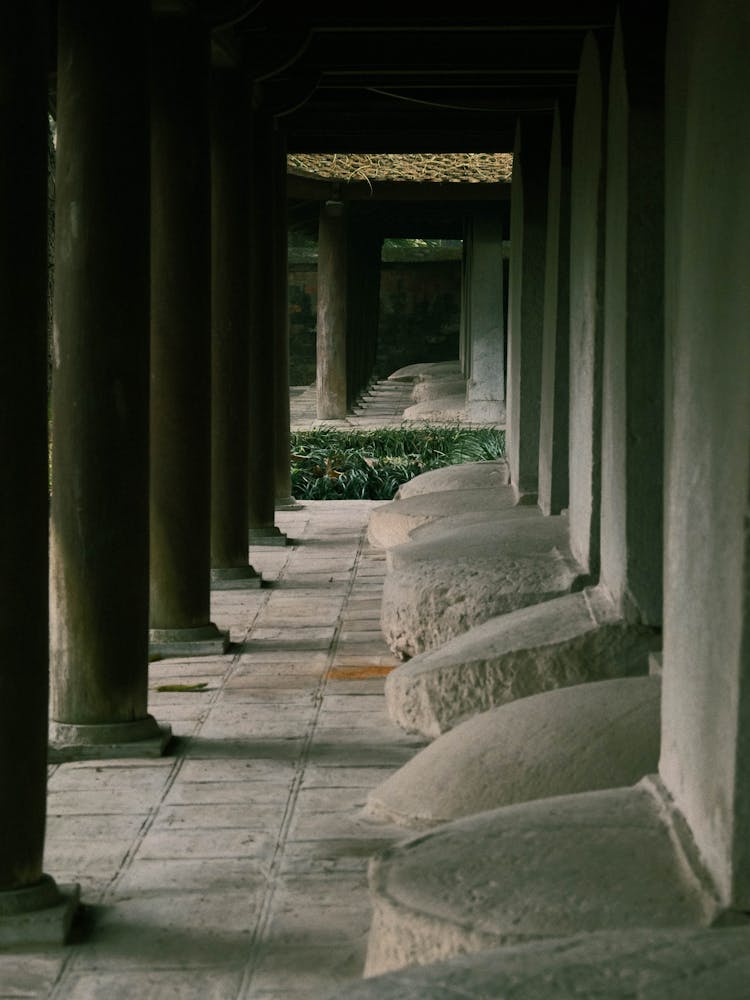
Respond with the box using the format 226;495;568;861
290;425;505;500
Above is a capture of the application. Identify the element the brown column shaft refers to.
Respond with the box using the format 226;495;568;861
316;203;348;419
247;110;286;540
0;0;49;890
150;14;214;628
271;130;296;508
210;69;258;578
50;1;153;726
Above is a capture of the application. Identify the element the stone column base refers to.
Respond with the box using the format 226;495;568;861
0;875;81;947
248;526;287;546
275;495;304;512
210;566;262;590
48;714;173;763
464;398;506;425
148;623;230;658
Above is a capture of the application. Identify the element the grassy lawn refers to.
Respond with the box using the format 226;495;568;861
290;425;505;500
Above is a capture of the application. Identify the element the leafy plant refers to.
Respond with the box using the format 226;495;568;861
289;425;504;500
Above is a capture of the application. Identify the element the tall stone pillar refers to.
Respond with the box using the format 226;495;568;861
271;128;299;511
247;110;286;545
463;207;506;425
660;0;750;911
210;68;261;588
149;12;228;655
0;0;79;944
537;99;573;517
506;116;552;500
567;31;611;581
599;8;666;626
49;1;171;757
316;200;348;419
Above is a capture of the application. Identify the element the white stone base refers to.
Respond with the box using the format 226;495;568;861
402;394;467;423
331;926;750;998
381;511;584;660
366;674;661;827
367;486;520;550
411;376;467;403
387;360;461;382
395;460;510;500
364;777;723;977
384;586;658;737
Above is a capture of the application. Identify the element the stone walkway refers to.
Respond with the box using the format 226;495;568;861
2;377;441;997
5;501;427;998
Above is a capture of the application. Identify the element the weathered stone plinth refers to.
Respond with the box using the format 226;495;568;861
381;511;584;660
367;486;521;550
332;926;750;999
388;360;461;383
366;674;661;827
0;876;81;948
395;459;509;500
210;566;262;590
384;585;657;736
148;624;230;658
48;715;173;763
248;527;288;546
402;395;467;423
364;777;723;977
411;376;466;403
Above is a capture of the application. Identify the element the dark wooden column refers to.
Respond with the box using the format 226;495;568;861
347;219;383;406
271;128;300;511
49;0;170;758
149;12;228;655
209;68;261;587
0;0;79;944
316;200;348;419
248;109;287;544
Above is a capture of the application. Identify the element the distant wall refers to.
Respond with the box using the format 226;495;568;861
287;259;461;385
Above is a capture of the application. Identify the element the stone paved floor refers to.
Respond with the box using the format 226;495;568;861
4;501;427;999
1;378;442;997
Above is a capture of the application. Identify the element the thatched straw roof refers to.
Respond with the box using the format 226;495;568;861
287;152;513;185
